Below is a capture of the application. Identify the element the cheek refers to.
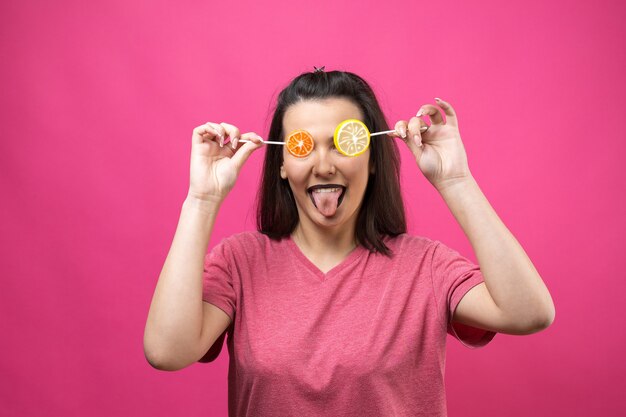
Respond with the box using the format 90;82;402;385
341;158;370;185
282;159;309;185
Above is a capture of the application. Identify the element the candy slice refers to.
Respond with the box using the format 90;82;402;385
286;130;314;157
334;119;370;157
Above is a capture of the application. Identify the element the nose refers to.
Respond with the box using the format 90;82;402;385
312;148;336;176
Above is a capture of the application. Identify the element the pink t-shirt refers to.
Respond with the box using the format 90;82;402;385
201;231;496;416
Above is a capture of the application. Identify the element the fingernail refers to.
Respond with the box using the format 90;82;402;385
435;97;442;103
416;110;423;117
231;138;237;149
219;135;224;147
399;126;407;138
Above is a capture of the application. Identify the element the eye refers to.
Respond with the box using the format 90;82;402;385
327;138;343;154
285;130;314;158
332;144;347;155
334;119;370;157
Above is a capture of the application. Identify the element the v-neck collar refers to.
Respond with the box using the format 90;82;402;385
285;235;367;282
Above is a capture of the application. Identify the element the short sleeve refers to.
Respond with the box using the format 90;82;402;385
202;238;237;321
430;240;496;348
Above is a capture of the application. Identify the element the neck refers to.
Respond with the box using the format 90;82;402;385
291;217;358;258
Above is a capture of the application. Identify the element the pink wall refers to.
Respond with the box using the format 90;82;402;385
1;0;624;415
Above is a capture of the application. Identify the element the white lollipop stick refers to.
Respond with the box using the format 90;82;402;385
238;138;285;145
370;129;396;137
370;126;428;137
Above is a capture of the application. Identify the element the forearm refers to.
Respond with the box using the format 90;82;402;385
437;175;555;323
144;195;221;365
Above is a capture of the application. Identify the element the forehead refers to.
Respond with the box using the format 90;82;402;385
283;98;364;134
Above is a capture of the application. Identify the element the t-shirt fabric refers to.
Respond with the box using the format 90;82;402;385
201;231;496;417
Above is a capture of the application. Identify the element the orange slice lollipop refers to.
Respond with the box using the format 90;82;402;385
286;130;314;157
334;119;370;157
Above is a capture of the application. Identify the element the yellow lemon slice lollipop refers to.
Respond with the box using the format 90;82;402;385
334;119;371;157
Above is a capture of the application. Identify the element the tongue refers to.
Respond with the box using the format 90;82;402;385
312;189;342;217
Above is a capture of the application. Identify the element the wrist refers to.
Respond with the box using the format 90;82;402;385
434;174;477;196
183;192;223;215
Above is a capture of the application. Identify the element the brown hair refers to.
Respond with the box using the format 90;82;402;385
256;70;406;256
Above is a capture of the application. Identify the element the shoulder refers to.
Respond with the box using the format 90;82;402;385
382;233;438;255
218;230;286;255
210;231;292;275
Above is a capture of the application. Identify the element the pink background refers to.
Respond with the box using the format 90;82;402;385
1;0;624;415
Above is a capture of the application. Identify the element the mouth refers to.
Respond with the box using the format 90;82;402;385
306;184;347;209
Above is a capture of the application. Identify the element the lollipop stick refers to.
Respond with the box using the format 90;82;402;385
370;126;428;137
239;139;285;145
370;129;396;137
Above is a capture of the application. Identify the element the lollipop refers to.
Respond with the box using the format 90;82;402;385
237;130;314;158
285;130;314;157
334;119;371;157
239;120;426;157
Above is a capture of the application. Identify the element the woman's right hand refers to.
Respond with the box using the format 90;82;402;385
188;122;264;203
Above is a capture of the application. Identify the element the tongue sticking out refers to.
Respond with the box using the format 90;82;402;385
311;189;343;217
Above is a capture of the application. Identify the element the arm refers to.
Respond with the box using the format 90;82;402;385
438;176;555;334
394;98;555;335
143;122;263;370
143;196;231;371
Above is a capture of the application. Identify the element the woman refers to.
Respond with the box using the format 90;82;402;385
144;69;555;416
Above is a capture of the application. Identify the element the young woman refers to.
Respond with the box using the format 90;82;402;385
144;69;555;416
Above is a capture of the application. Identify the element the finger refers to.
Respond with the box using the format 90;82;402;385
231;133;264;171
407;117;428;147
192;123;220;145
219;122;242;149
434;97;458;126
389;120;408;139
206;122;227;147
230;131;263;151
416;104;445;125
386;122;427;140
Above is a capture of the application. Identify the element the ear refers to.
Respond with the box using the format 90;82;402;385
280;164;287;179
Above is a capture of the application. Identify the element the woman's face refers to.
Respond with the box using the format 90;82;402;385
280;97;372;233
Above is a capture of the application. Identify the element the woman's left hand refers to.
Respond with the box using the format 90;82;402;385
389;98;472;190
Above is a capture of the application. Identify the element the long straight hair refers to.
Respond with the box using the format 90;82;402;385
256;70;406;256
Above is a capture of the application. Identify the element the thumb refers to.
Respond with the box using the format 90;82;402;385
403;130;425;159
231;132;264;171
405;118;427;159
406;139;424;162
